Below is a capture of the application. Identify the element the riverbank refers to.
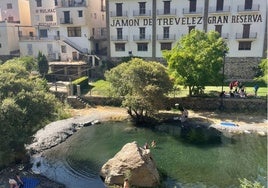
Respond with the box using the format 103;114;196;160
1;106;266;188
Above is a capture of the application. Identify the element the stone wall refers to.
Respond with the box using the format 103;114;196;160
224;57;261;81
109;56;262;81
71;96;267;113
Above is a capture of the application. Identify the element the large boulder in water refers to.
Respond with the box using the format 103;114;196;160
100;141;160;187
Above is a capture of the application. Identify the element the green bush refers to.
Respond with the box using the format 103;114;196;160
72;76;89;95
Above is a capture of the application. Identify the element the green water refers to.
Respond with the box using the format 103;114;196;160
54;121;267;187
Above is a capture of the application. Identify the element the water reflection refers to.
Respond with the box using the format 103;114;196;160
36;121;267;188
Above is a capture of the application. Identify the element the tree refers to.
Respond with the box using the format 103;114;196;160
37;51;49;77
0;58;68;165
163;30;228;96
255;58;267;84
105;58;173;124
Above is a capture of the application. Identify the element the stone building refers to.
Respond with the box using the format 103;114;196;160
106;0;267;80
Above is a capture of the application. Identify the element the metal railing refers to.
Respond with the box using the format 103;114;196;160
59;0;87;7
157;34;176;40
133;10;151;16
110;35;128;41
235;32;257;39
110;11;128;17
208;6;231;13
133;35;151;41
237;4;260;12
60;18;73;24
157;8;177;16
183;7;203;14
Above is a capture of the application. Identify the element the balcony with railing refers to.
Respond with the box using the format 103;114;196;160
157;34;176;41
19;35;60;41
235;32;257;40
237;4;260;12
110;11;128;17
183;7;203;15
60;18;73;24
208;6;231;14
110;35;128;41
133;35;151;41
157;9;177;16
58;0;87;8
133;10;151;17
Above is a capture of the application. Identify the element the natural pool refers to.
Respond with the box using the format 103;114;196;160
39;121;267;188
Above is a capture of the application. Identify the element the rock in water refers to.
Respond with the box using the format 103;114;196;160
100;141;160;187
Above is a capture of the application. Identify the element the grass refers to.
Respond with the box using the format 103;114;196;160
89;80;267;98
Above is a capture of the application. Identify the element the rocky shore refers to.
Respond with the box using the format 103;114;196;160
1;106;267;188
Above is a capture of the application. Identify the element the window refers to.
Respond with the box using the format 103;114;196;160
215;25;222;35
29;32;34;37
243;24;250;38
36;0;42;7
67;27;81;37
163;27;169;39
78;10;83;17
161;43;172;50
238;41;251;50
116;3;123;16
140;27;145;39
55;0;58;6
188;26;195;33
0;43;2;48
35;15;40;21
45;15;53;22
244;0;253;10
7;17;14;22
139;2;146;15
216;0;224;11
137;43;148;51
61;45;67;53
189;0;197;12
39;29;48;38
63;11;70;23
7;3;12;9
115;43;125;51
27;44;33;55
164;1;171;14
117;28;123;40
92;28;95;36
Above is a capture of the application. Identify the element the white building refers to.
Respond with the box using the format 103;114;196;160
0;0;32;56
19;0;107;62
107;0;267;79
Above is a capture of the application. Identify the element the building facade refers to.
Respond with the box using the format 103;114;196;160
107;0;267;80
19;0;107;63
0;0;32;57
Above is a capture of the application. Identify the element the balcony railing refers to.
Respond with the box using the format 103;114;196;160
208;6;231;13
110;35;128;41
237;4;260;12
157;8;177;16
110;11;128;17
183;7;203;15
60;18;73;24
133;10;151;17
157;34;176;41
235;32;257;40
133;35;151;41
59;0;87;7
19;35;59;41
